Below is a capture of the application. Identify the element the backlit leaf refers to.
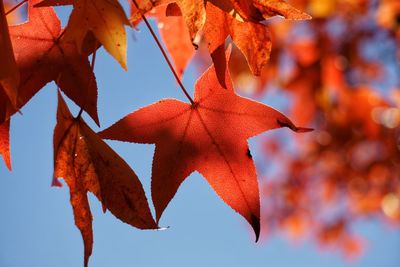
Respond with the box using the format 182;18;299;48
0;0;19;108
100;48;311;241
10;0;100;124
65;0;130;69
54;92;157;266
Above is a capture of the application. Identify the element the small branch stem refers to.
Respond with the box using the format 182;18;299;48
5;0;27;16
55;29;66;43
130;0;195;105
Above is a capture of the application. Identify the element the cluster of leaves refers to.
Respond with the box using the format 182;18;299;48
211;0;400;258
0;0;313;265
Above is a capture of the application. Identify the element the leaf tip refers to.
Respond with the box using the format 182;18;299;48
121;60;128;71
276;119;313;133
84;253;90;267
5;162;12;171
156;226;170;231
51;177;63;187
250;213;260;242
301;13;312;20
1;151;12;171
295;127;314;133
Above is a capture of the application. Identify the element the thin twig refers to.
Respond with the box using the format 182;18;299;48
5;0;27;16
55;29;66;43
130;0;195;105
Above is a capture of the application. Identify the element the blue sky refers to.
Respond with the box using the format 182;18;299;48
0;13;399;267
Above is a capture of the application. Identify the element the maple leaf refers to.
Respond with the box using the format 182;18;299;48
63;0;130;69
153;4;195;76
230;0;312;21
0;119;11;170
167;0;311;47
173;0;205;46
99;48;311;241
9;0;99;125
131;0;205;47
129;0;167;23
204;0;310;85
0;0;19;108
54;92;157;267
131;0;310;80
204;1;272;80
204;0;310;86
255;0;311;20
226;0;262;21
130;1;194;76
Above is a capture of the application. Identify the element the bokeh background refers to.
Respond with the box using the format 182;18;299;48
0;0;399;266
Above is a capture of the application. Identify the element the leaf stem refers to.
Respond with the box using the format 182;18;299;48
130;0;195;105
76;41;97;120
55;29;66;43
5;0;27;16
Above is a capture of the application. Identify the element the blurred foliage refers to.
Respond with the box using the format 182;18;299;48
223;0;400;258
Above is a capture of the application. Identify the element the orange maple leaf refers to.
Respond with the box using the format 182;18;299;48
203;0;310;86
204;1;272;78
230;0;312;21
153;4;195;76
131;2;195;76
99;48;311;241
53;93;158;267
10;0;99;124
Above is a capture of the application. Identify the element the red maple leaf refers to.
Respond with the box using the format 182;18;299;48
53;92;157;266
99;48;311;240
153;4;195;76
10;0;99;124
204;1;271;83
230;0;311;21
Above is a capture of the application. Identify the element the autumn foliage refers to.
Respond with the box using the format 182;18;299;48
224;0;400;258
0;0;399;265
